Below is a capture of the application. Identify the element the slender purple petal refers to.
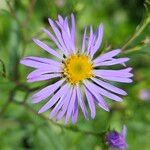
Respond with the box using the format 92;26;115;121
72;96;78;124
56;17;75;53
76;85;89;120
94;58;129;67
89;34;96;55
121;125;127;138
49;84;71;119
93;68;133;78
43;28;69;56
48;18;69;53
85;80;123;102
83;80;109;111
21;56;61;67
65;87;76;123
33;38;63;59
27;74;62;83
58;15;64;24
96;75;133;83
87;26;94;54
31;79;65;103
71;13;76;46
64;17;71;37
93;49;121;64
20;57;61;69
58;18;71;51
38;83;69;113
81;27;87;53
60;17;75;53
56;87;73;120
91;24;104;58
27;69;61;80
84;86;96;119
28;74;61;83
91;78;127;95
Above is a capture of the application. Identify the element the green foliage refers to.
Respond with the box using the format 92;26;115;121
0;0;150;150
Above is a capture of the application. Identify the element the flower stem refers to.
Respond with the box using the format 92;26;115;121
121;18;150;50
14;100;105;137
0;59;6;78
121;1;150;50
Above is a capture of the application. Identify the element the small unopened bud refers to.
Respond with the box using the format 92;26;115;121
105;126;128;150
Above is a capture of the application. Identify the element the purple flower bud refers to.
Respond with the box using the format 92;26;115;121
105;125;128;150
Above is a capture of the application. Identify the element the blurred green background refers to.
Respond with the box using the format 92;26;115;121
0;0;150;150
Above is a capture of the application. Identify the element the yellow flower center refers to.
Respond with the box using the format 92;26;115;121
63;55;93;85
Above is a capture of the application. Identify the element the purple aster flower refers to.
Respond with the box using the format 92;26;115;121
105;125;128;150
20;14;133;123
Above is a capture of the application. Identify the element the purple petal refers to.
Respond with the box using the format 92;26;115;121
60;17;75;53
84;80;123;102
20;57;60;69
65;87;76;123
93;67;133;78
43;28;68;56
71;14;76;47
28;74;61;83
94;58;129;67
33;38;63;59
96;75;133;83
84;86;96;119
76;85;89;120
91;24;104;58
49;84;71;119
89;34;96;55
72;95;78;124
48;18;69;53
31;79;65;103
93;68;133;78
121;125;127;138
58;15;64;24
38;83;69;113
83;80;109;111
56;87;73;121
87;26;94;54
64;23;75;52
57;18;71;51
81;27;87;53
91;78;127;95
21;56;61;67
94;67;133;83
27;68;61;79
93;49;121;63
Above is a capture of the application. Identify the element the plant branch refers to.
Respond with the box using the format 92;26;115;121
5;0;22;27
121;1;150;50
0;59;6;78
0;89;15;116
23;0;36;27
14;100;104;137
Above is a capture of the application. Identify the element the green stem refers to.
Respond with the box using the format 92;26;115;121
14;100;105;137
0;90;15;116
121;18;150;50
121;0;150;50
6;0;22;27
0;59;6;78
123;44;148;54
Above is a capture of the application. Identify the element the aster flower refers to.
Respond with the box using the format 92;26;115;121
20;14;133;123
105;125;128;150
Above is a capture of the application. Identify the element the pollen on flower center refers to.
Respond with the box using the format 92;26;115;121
63;55;93;84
